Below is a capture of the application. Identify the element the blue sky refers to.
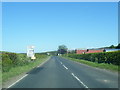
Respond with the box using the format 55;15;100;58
2;2;118;53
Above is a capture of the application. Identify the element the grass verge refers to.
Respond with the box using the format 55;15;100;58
2;56;50;83
62;56;118;72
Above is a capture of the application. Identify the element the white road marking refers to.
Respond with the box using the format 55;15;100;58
60;62;63;64
71;73;89;89
63;65;68;70
7;74;28;88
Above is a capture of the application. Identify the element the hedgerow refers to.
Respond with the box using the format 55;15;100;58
1;52;47;72
67;51;120;65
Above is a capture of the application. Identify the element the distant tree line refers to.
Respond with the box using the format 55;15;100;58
57;45;68;55
40;51;57;56
108;43;120;49
56;43;120;55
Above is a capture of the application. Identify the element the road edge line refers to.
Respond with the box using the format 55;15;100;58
7;74;28;88
5;56;51;88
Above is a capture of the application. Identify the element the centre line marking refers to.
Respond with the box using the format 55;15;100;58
7;74;28;88
60;62;63;64
63;65;68;70
71;73;89;89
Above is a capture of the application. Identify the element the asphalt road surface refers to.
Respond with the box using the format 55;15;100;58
8;56;118;88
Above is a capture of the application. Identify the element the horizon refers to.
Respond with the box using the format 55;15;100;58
2;2;118;53
1;44;120;53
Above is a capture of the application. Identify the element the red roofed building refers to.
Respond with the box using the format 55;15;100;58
76;50;87;54
86;50;104;54
76;49;104;54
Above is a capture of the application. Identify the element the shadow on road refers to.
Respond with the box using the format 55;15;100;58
26;67;44;74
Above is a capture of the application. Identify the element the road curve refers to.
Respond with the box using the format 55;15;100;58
8;56;118;88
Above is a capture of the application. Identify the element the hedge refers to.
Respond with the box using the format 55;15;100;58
67;51;120;65
1;52;47;72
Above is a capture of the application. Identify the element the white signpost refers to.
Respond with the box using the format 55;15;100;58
27;46;36;60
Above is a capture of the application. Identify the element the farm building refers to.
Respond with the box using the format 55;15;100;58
76;49;105;54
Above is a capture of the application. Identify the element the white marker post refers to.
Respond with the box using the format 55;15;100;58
27;46;36;60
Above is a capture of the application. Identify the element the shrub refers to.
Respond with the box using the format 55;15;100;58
2;51;48;72
67;51;120;65
2;53;13;72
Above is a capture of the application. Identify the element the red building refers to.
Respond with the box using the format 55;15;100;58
76;50;87;54
76;49;104;54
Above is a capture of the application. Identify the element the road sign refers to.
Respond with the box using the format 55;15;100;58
27;46;36;59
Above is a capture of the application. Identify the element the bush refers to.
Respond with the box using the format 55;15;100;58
2;52;28;72
2;53;13;72
1;51;48;72
67;51;120;65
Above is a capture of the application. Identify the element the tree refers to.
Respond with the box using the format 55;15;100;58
57;45;68;54
109;45;115;48
116;43;120;49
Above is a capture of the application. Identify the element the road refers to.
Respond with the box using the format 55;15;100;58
8;56;118;88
